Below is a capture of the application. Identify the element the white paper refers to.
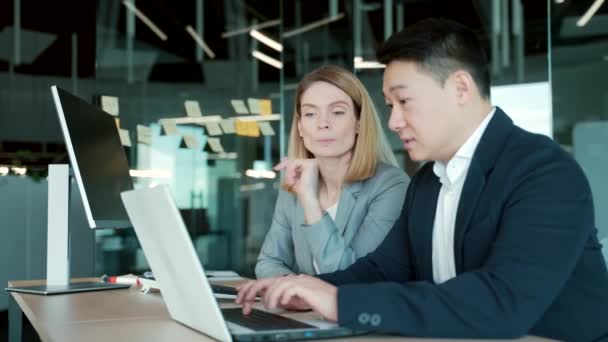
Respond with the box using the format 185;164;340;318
206;137;225;153
220;118;236;134
247;98;261;114
230;99;249;114
206;122;223;136
160;120;179;135
101;96;119;116
206;270;240;277
119;129;131;147
258;121;275;136
184;100;203;117
137;125;152;145
182;135;199;150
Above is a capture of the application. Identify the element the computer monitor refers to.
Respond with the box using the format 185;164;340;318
5;86;134;295
51;86;133;229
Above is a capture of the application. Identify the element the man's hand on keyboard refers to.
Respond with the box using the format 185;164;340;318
235;274;338;322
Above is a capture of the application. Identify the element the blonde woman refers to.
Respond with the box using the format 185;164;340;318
256;65;409;278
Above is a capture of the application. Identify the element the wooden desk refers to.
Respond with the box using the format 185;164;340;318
7;279;556;342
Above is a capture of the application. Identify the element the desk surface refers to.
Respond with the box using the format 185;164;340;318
8;279;556;342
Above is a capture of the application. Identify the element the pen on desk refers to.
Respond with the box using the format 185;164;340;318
101;274;138;285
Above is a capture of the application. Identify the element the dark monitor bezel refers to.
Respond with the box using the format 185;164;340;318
51;85;132;229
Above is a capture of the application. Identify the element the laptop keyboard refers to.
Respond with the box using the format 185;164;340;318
211;284;238;295
221;308;317;331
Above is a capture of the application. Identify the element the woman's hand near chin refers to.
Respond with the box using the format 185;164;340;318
274;158;323;224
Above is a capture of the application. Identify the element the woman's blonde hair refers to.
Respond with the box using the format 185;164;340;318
288;65;398;183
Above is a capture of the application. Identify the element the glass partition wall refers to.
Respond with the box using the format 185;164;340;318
92;0;284;276
550;0;608;241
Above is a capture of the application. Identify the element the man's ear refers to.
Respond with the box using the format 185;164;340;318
450;70;476;104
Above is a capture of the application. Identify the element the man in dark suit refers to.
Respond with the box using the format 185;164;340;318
236;18;608;341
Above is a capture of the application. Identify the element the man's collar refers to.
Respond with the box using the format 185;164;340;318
433;107;496;184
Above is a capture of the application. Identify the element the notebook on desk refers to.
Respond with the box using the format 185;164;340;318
121;185;361;342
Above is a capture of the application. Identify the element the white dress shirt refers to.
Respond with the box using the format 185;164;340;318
313;201;339;274
432;107;495;284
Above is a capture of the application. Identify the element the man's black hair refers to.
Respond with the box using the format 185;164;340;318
377;18;490;98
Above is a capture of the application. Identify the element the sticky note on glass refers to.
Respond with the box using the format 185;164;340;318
119;129;131;147
220;118;236;134
137;125;153;145
231;99;249;114
160;120;179;135
205;122;223;136
258;121;275;136
184;100;202;117
206;137;225;153
181;135;199;150
235;120;260;137
101;96;119;116
235;120;253;136
259;99;272;115
247;98;261;114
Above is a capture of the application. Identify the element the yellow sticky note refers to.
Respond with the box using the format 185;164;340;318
235;120;247;136
246;121;260;137
259;99;272;115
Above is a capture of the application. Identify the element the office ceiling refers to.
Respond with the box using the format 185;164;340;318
0;0;605;79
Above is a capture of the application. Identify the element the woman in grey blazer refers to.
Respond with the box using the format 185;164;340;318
256;65;409;278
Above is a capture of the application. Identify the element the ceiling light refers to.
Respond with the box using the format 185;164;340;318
576;0;605;27
185;25;215;58
11;167;27;175
245;169;276;179
250;29;283;52
252;50;283;69
222;19;281;38
122;0;168;41
283;13;345;38
354;57;385;69
129;169;171;178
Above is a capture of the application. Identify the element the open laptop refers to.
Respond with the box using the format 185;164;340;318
121;185;361;342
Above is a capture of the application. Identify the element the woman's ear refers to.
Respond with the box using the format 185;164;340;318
297;119;303;137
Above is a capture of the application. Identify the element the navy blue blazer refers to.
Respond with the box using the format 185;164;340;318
319;108;608;341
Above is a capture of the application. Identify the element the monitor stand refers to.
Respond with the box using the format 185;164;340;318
5;164;130;295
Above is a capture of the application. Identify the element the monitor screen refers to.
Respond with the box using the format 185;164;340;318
51;86;133;229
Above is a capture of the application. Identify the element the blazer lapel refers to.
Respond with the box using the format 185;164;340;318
334;181;362;237
453;107;514;273
453;161;486;273
411;169;442;281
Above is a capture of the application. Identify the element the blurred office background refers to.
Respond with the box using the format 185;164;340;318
1;0;607;339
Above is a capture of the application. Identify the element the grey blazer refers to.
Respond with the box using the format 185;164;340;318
255;162;409;278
